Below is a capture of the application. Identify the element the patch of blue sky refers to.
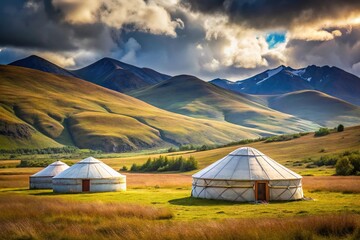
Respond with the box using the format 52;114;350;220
266;32;286;49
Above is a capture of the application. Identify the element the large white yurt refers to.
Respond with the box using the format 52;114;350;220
29;160;70;189
192;147;303;202
52;157;126;193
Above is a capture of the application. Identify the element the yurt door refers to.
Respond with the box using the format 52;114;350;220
255;181;269;201
82;179;90;192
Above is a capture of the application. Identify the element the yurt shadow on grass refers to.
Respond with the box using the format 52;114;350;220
169;196;240;206
191;147;304;203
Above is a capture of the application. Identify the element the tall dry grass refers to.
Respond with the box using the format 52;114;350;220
125;173;192;188
0;195;359;240
303;176;360;193
0;175;28;188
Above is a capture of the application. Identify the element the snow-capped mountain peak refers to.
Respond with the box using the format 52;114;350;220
256;66;284;85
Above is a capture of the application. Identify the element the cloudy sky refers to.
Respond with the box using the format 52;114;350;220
0;0;359;80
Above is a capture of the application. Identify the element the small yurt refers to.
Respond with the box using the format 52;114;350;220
52;157;126;193
191;147;303;202
29;160;70;189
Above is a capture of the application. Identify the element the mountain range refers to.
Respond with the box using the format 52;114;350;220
211;65;360;106
2;55;360;152
9;55;170;93
131;75;319;134
0;65;267;152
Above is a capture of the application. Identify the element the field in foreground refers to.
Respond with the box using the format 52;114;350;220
0;169;360;239
1;126;359;239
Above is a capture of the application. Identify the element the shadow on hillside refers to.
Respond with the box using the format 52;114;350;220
168;196;241;206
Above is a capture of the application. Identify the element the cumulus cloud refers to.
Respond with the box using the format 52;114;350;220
51;0;183;37
0;0;359;80
285;25;360;76
120;38;142;64
178;0;360;78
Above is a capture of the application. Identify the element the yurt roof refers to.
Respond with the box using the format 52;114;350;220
192;147;301;181
53;157;124;179
31;160;70;177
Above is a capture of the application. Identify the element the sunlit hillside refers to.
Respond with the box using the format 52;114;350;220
0;65;271;151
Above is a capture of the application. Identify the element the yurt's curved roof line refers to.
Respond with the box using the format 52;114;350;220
53;156;123;179
77;157;101;164
230;155;242;179
31;160;69;177
254;155;270;179
212;155;234;179
264;154;300;179
195;157;224;179
192;147;301;181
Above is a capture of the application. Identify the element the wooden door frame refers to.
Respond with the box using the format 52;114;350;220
255;181;269;202
82;179;90;192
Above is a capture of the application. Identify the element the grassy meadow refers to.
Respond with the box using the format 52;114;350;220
0;172;360;239
0;126;359;239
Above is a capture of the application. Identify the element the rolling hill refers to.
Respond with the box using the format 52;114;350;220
131;75;319;134
211;65;360;105
72;57;171;92
0;65;272;151
266;90;360;127
9;55;76;78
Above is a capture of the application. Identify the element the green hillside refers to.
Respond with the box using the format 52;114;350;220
267;90;360;127
0;65;269;151
131;75;319;134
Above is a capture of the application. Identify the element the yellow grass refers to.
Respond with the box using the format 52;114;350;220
125;173;191;188
0;194;359;240
303;176;360;193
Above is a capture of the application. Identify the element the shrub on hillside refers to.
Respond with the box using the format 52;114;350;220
167;147;177;153
337;124;345;132
0;146;79;155
264;133;308;143
335;157;354;176
314;128;330;137
130;155;198;172
17;159;74;167
313;155;338;167
120;166;128;171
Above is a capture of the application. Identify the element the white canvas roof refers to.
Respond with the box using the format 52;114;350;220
31;160;70;177
53;157;123;179
193;147;301;181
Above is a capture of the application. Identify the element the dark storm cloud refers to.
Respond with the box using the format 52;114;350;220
0;0;359;79
181;0;360;29
0;0;74;50
120;8;207;76
286;26;360;75
0;0;112;52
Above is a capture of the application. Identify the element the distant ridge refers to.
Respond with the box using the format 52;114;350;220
267;90;360;126
131;74;319;134
9;55;76;77
72;57;171;92
9;55;171;93
211;65;360;106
